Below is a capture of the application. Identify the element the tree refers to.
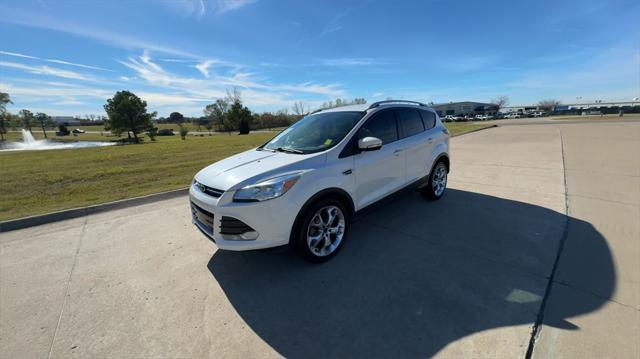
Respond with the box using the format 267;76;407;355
321;98;368;109
204;99;229;132
204;120;214;135
103;91;156;143
0;92;12;141
226;100;252;135
538;99;561;112
18;109;35;133
168;111;185;124
352;98;367;105
35;112;54;138
147;127;158;141
292;101;308;117
491;96;509;111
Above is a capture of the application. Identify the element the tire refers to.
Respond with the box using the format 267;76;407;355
293;197;350;263
421;161;448;200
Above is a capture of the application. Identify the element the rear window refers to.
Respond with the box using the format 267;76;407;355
396;108;425;138
420;110;436;129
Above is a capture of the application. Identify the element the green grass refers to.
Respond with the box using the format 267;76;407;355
0;122;494;221
445;122;494;136
0;134;274;221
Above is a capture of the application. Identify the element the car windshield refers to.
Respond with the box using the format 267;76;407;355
262;111;365;154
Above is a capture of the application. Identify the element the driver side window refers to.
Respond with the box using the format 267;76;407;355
358;109;398;144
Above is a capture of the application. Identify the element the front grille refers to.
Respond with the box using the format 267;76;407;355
191;202;214;237
195;181;224;198
219;216;255;235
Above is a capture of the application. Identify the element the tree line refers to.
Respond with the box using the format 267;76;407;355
0;93;57;141
101;88;371;143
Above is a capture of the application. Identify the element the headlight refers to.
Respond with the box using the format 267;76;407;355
233;173;301;202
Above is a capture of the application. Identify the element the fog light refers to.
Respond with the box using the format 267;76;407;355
222;231;259;241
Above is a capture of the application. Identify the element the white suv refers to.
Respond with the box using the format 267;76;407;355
189;100;450;262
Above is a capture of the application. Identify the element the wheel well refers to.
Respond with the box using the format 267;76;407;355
303;188;355;218
289;188;355;244
435;154;450;172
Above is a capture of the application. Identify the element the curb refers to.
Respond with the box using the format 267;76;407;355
1;124;499;233
0;188;189;233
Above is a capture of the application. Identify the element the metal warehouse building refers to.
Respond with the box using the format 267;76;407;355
432;102;498;117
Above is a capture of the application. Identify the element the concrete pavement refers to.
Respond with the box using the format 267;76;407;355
1;121;638;358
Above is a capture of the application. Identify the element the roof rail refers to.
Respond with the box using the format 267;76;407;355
367;100;427;110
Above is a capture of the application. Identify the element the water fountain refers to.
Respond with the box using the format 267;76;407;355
0;129;117;151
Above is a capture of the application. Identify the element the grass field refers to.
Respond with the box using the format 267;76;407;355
0;122;493;221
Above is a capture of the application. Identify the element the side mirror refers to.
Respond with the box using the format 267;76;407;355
358;136;382;151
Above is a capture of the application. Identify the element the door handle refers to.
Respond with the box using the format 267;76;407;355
427;137;433;143
393;149;403;155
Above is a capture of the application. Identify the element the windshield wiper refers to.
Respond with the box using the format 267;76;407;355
275;147;304;154
257;147;275;152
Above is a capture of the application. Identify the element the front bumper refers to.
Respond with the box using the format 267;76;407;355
189;183;300;251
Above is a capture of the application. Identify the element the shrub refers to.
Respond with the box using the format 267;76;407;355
178;124;189;140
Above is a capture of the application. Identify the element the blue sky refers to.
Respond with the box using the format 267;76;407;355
1;0;639;116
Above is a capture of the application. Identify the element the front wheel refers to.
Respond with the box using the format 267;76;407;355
421;161;448;200
293;198;350;263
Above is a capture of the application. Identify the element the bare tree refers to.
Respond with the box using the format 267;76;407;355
352;98;367;105
491;95;509;111
538;99;561;112
225;87;242;104
292;101;308;116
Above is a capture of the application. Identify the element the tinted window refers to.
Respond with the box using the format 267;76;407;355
420;110;436;129
358;110;398;144
396;108;424;138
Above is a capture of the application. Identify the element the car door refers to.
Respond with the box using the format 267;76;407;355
395;107;430;184
353;109;405;209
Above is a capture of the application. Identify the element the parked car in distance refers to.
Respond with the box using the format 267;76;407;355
189;100;450;262
504;113;522;119
157;128;175;136
443;115;456;122
72;128;85;134
533;112;545;117
475;114;492;121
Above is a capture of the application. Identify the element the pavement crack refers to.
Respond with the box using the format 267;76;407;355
46;215;89;359
552;280;640;312
525;127;570;359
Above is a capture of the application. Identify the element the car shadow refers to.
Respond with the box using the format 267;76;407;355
207;189;614;358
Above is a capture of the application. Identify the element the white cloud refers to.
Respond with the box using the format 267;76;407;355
0;61;94;81
1;9;198;58
195;59;217;78
320;58;384;66
117;52;345;109
318;9;350;38
1;50;111;71
213;0;257;14
165;0;257;18
45;59;110;71
0;50;38;59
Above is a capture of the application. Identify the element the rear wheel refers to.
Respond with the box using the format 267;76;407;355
294;198;350;263
421;161;448;200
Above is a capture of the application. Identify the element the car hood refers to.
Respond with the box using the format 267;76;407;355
194;148;325;191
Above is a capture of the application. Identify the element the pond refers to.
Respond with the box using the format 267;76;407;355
0;130;116;152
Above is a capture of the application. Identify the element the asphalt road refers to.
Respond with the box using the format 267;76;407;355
1;121;638;358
